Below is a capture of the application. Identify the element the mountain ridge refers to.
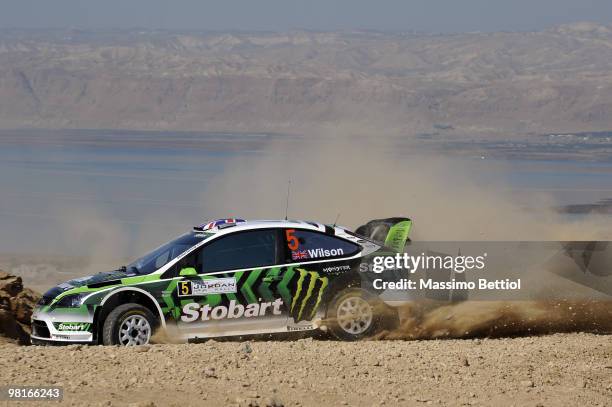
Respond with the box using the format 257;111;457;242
0;23;611;137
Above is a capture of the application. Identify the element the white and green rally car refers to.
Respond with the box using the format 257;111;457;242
31;217;411;346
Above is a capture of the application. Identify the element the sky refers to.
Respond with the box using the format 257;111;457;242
0;0;610;33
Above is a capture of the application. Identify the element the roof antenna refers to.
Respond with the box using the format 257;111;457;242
333;213;341;227
284;179;291;220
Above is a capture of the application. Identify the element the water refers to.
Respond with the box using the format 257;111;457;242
0;130;280;254
463;157;612;205
1;130;611;256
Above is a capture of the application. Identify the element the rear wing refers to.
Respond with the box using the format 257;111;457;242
354;217;412;252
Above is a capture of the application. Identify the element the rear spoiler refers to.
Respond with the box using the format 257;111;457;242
354;217;412;252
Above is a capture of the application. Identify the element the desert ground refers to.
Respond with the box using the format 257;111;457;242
0;333;610;407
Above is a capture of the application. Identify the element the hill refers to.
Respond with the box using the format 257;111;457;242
0;23;611;137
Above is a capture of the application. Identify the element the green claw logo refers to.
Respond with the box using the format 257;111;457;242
290;269;328;322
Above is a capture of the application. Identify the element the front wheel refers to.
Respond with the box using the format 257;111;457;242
326;288;396;341
102;303;157;346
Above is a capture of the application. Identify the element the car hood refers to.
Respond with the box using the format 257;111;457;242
42;270;133;300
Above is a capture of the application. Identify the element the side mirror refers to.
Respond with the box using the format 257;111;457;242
179;267;198;276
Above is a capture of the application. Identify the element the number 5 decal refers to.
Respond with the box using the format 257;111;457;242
178;281;192;296
286;229;299;250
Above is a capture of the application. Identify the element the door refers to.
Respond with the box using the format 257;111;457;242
170;228;290;338
280;228;362;325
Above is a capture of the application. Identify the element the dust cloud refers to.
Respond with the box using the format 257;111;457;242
379;300;612;339
11;203;188;290
10;129;611;339
200;131;612;240
200;131;612;339
55;206;131;273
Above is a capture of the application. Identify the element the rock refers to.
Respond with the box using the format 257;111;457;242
16;287;39;302
0;309;30;345
520;380;534;388
128;403;156;407
0;275;23;297
240;343;253;354
236;398;260;407
204;367;217;378
461;357;470;367
263;397;284;407
11;297;36;324
0;271;41;342
134;345;151;353
0;292;11;311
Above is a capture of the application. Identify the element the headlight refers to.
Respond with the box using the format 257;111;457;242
54;293;88;308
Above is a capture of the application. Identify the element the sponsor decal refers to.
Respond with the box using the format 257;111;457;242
53;322;91;332
290;269;328;322
178;278;237;297
286;229;299;250
322;265;351;273
180;299;284;322
307;248;344;258
291;250;309;260
199;218;245;231
285;229;345;259
164;267;328;325
287;325;313;332
51;334;72;340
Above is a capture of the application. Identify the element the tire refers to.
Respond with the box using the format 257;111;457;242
326;288;397;341
102;303;157;346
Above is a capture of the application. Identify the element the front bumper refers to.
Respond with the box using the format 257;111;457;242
31;307;95;344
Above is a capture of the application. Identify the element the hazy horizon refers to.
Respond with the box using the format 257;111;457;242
0;0;610;33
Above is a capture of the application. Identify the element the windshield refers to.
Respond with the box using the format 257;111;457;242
125;232;211;275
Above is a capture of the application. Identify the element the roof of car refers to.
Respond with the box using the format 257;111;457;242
194;218;334;234
192;218;381;251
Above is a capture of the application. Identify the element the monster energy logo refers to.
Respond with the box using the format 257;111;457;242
290;269;328;322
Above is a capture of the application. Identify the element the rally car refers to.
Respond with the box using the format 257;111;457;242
31;217;412;346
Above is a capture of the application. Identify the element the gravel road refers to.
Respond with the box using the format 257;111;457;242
1;333;610;407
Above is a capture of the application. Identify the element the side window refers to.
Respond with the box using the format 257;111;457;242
200;229;278;273
164;248;202;278
283;229;360;262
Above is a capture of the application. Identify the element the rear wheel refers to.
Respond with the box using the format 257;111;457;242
102;303;157;346
326;288;395;341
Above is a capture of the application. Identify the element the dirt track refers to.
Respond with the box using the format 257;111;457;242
1;333;610;407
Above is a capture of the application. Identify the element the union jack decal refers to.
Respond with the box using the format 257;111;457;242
291;250;309;260
197;218;246;231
